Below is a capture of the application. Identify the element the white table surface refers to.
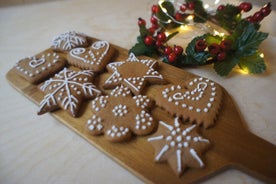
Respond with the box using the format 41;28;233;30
0;0;275;183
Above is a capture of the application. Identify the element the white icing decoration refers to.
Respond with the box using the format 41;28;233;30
52;31;86;50
29;58;45;68
112;104;128;117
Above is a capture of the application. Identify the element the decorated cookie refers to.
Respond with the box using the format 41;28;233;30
148;117;210;176
86;85;156;142
14;50;66;84
51;31;88;52
38;68;101;117
67;40;115;72
103;53;166;95
155;77;223;128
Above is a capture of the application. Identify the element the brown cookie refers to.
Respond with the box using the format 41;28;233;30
148;117;210;176
103;53;167;95
13;50;66;84
51;31;88;52
155;77;223;128
38;68;101;117
86;85;156;142
67;40;115;72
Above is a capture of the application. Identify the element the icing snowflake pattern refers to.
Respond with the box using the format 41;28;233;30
86;85;155;142
148;117;210;176
38;68;101;117
51;31;87;51
157;77;223;128
103;53;166;95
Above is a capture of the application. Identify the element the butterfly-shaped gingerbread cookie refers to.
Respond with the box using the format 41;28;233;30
38;68;101;117
86;85;156;142
67;40;115;72
103;53;167;95
155;77;223;128
14;49;66;84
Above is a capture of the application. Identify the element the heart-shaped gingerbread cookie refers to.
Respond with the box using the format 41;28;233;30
155;77;223;128
67;40;115;72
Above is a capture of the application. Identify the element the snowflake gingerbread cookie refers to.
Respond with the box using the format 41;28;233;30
67;40;115;72
14;50;66;84
148;117;210;176
103;53;167;95
51;31;88;52
155;77;223;128
38;68;101;117
86;85;156;142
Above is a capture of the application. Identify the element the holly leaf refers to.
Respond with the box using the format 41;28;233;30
185;34;210;65
233;23;268;57
156;1;175;23
214;55;239;76
238;53;266;74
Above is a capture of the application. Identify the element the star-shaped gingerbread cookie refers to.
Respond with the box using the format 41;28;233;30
38;68;101;117
103;53;166;95
148;117;210;176
86;85;156;142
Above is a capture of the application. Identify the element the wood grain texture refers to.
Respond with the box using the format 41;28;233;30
6;38;276;184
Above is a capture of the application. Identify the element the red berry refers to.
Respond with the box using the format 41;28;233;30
195;39;207;52
164;46;173;55
239;2;252;12
253;11;264;22
168;52;177;63
261;6;271;17
157;32;166;42
217;52;227;61
138;18;146;27
155;40;163;47
150;16;158;25
187;2;195;10
246;15;254;23
208;43;221;55
174;45;183;55
152;5;159;14
144;36;154;45
175;12;183;21
180;4;187;12
148;27;156;35
217;5;225;11
220;40;232;51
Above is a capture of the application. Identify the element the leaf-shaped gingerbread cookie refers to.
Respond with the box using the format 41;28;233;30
155;77;223;128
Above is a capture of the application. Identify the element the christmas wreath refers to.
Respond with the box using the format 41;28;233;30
129;0;272;76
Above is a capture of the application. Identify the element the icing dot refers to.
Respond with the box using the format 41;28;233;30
183;142;189;147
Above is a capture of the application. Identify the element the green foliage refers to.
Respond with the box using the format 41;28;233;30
238;53;266;74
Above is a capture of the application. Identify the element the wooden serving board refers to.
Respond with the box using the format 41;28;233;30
6;38;276;184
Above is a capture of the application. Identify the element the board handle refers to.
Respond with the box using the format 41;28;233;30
229;131;276;183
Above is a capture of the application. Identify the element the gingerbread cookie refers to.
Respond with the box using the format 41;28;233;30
103;53;166;95
38;68;101;117
13;50;66;84
51;31;88;52
148;117;210;176
67;40;115;72
155;77;223;128
86;85;156;142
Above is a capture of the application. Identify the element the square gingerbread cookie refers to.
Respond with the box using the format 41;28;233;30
13;49;67;84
